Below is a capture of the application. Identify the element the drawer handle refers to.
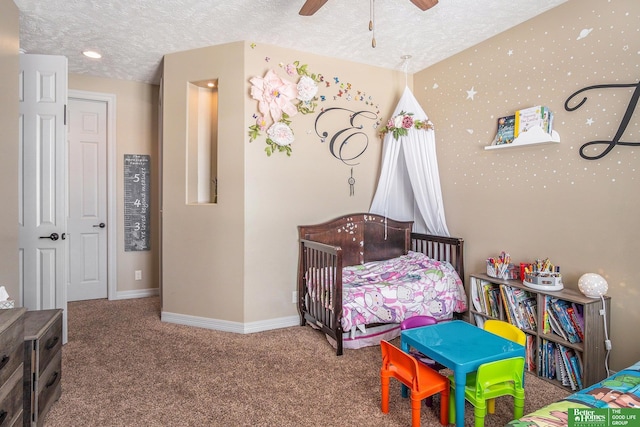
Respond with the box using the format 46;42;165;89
0;355;9;370
45;336;59;350
0;410;6;425
45;371;59;388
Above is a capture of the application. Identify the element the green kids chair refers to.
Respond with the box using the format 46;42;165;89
483;319;526;413
448;356;525;427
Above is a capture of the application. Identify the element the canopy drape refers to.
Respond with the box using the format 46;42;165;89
369;86;450;236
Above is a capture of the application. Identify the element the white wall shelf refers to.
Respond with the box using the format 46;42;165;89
485;126;560;150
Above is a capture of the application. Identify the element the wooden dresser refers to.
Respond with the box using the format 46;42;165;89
23;309;62;427
0;307;26;427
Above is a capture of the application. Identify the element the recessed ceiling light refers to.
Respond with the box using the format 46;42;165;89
82;50;102;59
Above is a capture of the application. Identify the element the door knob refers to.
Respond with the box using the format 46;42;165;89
93;223;106;228
39;233;59;241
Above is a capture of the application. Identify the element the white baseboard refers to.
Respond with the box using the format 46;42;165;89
161;310;300;334
113;288;159;300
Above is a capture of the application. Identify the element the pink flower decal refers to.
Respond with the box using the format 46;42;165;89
284;63;297;76
379;111;434;141
249;69;298;123
402;115;414;129
255;115;267;131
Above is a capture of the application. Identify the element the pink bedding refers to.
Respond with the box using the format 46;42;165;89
339;251;467;332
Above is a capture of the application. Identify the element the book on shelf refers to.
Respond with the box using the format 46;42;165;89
484;284;503;319
555;347;569;386
569;354;584;390
500;286;520;328
525;335;536;373
471;278;503;319
496;115;515;145
549;298;582;343
500;285;536;330
542;297;551;334
556;343;577;390
546;302;569;341
514;105;553;138
559;343;583;390
566;304;585;341
471;278;483;312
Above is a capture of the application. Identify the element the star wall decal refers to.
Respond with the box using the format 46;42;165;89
466;86;477;100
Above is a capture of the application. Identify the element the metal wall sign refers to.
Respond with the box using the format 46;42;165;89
124;154;150;251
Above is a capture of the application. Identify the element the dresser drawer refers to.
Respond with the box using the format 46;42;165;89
35;350;61;423
36;316;62;377
0;367;24;427
23;309;63;426
0;319;23;388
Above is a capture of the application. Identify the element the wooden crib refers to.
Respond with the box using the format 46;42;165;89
297;213;465;355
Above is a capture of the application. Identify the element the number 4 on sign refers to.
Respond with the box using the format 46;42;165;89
134;199;141;207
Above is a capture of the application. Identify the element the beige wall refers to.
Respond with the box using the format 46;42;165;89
162;41;407;323
415;0;639;370
162;43;247;321
0;0;19;301
68;75;159;295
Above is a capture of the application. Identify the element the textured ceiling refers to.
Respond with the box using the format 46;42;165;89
15;0;568;85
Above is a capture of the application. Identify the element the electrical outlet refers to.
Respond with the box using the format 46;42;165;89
292;291;298;304
135;270;142;280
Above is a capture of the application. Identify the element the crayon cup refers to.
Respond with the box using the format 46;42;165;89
520;263;527;282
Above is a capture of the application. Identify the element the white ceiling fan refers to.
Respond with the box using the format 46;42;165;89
299;0;439;16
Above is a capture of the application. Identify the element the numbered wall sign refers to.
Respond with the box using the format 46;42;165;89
124;154;151;251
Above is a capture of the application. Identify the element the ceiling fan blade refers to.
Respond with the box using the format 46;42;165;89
299;0;329;16
410;0;439;11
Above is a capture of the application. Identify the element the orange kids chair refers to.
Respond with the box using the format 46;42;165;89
400;315;446;407
380;340;449;427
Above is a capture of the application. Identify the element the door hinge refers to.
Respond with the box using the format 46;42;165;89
64;104;67;125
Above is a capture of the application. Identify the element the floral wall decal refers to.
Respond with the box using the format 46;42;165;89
378;111;433;140
248;61;321;156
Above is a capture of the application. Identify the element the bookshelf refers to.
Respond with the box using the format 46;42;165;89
485;127;560;150
468;273;611;391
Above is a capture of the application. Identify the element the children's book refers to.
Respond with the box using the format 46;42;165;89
566;305;585;341
515;106;551;137
496;115;515;144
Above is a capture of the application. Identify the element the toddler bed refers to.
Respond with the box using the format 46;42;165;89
506;361;640;426
297;213;467;355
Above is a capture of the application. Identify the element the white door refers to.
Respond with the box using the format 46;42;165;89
18;54;68;341
67;98;108;301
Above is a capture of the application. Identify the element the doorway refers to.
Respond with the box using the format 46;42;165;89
67;90;117;301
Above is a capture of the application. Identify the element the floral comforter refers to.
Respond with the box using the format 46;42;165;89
339;251;467;333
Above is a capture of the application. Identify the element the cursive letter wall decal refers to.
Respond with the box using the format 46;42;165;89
313;107;378;165
564;80;640;160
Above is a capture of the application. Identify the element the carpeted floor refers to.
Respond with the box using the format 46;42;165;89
43;297;569;426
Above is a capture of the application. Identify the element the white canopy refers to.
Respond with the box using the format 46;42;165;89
369;86;450;236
